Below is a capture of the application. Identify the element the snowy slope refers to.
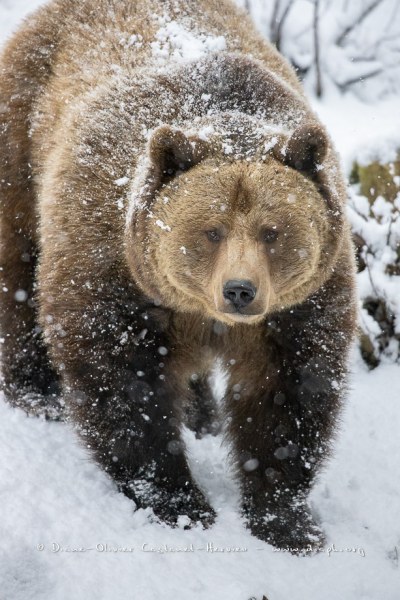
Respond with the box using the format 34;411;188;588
1;357;400;600
1;2;400;600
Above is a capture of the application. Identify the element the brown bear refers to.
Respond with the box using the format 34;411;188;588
0;0;357;551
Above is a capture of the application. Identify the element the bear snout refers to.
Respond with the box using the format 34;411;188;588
223;279;257;310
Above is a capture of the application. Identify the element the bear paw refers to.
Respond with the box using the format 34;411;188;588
151;486;216;529
243;499;325;555
125;473;216;529
5;388;65;421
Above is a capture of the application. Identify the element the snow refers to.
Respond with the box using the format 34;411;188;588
155;219;172;232
311;92;400;175
1;2;400;600
1;356;400;600
114;176;129;187
151;17;226;65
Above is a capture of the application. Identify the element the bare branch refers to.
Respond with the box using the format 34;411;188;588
347;31;400;64
372;32;400;52
270;0;281;42
384;0;400;33
386;215;395;248
337;68;383;92
350;56;381;63
336;0;385;46
365;255;382;300
269;0;294;50
275;0;294;51
313;0;323;97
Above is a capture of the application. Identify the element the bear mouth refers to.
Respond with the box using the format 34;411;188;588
216;309;266;325
224;307;263;316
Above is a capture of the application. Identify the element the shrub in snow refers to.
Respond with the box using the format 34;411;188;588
348;154;400;366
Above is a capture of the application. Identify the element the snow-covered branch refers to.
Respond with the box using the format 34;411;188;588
239;0;400;100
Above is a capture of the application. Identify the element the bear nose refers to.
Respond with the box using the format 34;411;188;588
223;279;257;310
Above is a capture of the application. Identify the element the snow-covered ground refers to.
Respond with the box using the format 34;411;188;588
1;355;400;600
1;2;400;600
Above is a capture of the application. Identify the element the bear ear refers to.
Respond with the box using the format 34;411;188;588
148;125;209;184
128;126;210;218
282;123;328;177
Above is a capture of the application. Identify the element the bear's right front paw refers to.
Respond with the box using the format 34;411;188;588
152;485;216;529
124;475;216;529
5;388;65;420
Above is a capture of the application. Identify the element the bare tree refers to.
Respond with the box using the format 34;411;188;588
239;0;400;99
336;0;384;46
270;0;281;41
270;0;294;51
313;0;322;97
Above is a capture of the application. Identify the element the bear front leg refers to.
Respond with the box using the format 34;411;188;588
0;131;61;415
223;271;356;552
185;375;221;438
40;278;214;528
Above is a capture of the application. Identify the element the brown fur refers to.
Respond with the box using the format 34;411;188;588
0;0;357;551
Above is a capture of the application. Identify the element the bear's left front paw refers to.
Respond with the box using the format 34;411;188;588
7;388;65;421
242;497;325;555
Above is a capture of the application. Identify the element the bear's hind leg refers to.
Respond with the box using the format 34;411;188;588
0;32;62;417
0;226;62;418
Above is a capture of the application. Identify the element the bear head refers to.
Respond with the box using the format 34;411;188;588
125;122;344;325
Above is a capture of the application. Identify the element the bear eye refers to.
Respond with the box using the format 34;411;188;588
262;228;279;244
206;229;222;243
